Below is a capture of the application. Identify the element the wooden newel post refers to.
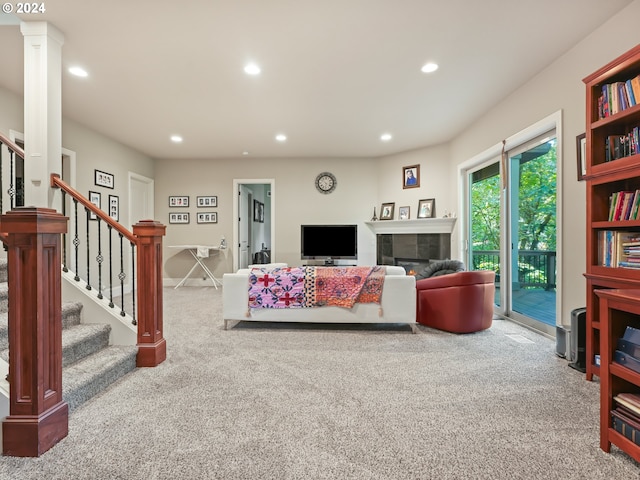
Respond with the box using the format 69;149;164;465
133;220;166;367
2;207;68;457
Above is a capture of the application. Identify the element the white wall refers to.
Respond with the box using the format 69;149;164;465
155;157;379;280
447;0;640;324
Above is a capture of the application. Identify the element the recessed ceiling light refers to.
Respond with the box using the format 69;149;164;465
69;66;88;77
421;62;439;73
242;151;250;156
275;134;287;142
244;63;261;75
170;135;183;143
380;133;392;142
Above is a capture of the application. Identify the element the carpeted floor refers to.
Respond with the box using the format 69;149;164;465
1;286;639;479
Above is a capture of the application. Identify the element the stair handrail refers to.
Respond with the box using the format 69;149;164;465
50;174;137;244
0;131;25;159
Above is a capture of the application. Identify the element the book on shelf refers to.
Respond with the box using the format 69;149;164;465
605;128;640;163
623;326;640;345
618;338;640;359
612;409;640;446
599;74;640;119
615;393;640;415
598;231;640;267
614;350;640;374
608;191;640;220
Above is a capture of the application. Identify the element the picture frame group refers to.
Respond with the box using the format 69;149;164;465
379;199;435;220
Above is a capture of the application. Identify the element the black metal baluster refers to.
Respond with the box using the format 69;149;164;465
73;199;80;281
8;149;14;209
85;207;91;290
131;242;136;325
108;224;114;308
118;232;126;316
62;190;68;272
96;217;103;299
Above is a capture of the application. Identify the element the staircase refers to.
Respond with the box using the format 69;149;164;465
0;258;138;413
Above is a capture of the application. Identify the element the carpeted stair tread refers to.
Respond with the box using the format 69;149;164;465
62;323;111;367
63;345;137;412
62;301;84;329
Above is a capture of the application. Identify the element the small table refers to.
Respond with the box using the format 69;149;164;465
169;245;223;289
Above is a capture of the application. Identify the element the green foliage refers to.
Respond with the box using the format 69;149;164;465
470;141;556;253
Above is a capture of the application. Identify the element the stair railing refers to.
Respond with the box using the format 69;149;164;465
51;174;139;321
50;174;166;367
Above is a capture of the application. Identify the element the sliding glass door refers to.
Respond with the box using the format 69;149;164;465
469;159;501;308
508;136;557;328
465;131;557;334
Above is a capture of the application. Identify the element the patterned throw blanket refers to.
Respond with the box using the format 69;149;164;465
247;266;385;311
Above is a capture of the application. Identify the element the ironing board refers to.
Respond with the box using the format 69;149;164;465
169;245;223;289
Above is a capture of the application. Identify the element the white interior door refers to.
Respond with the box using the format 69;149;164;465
129;172;154;227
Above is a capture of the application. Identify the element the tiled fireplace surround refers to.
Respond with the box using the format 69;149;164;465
367;218;457;275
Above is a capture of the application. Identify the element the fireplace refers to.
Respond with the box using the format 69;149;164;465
367;217;457;272
376;233;451;267
394;257;432;276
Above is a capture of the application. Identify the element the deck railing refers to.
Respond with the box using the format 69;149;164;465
472;249;556;290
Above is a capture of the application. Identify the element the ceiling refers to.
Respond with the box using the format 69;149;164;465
0;0;634;160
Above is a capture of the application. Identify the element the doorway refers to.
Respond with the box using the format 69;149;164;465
129;172;154;228
233;179;275;271
462;113;561;336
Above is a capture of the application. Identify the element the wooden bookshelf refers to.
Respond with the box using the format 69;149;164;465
584;44;640;383
584;43;640;461
595;289;640;462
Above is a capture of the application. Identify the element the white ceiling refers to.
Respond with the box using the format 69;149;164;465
0;0;634;159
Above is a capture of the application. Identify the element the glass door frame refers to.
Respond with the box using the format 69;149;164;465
457;111;563;337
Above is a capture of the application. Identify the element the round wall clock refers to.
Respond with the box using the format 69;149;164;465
315;172;337;194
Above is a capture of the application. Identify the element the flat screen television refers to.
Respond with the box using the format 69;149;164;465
301;224;357;263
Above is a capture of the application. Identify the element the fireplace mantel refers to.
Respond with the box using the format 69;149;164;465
365;217;457;235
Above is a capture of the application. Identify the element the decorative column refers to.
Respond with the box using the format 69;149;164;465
2;208;68;457
133;220;166;367
20;22;64;209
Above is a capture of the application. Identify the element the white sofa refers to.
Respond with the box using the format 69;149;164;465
222;265;417;333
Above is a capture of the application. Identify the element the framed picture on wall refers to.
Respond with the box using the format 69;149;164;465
197;212;218;224
88;190;101;220
168;196;189;207
169;212;190;224
576;133;586;181
95;169;114;189
197;196;217;207
253;200;264;223
402;164;420;189
108;194;119;221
